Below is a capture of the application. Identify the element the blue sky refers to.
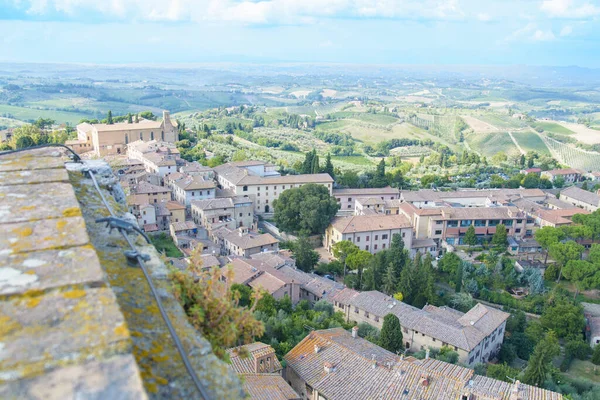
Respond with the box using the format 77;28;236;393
0;0;599;66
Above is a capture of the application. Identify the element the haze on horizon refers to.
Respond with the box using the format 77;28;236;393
0;0;600;67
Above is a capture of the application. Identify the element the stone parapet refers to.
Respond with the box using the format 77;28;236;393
0;148;243;399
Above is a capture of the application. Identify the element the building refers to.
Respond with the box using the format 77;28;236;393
73;110;178;156
520;167;542;175
172;175;216;208
130;181;171;204
507;238;543;256
400;189;546;208
179;162;214;180
332;187;399;212
227;343;300;400
284;328;562;400
213;161;333;214
583;303;600;348
541;168;583;183
331;289;509;366
324;214;413;255
169;221;198;246
559;186;600;212
191;196;254;232
221;227;279;257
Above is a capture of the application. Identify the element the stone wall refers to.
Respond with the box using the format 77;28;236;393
0;148;244;399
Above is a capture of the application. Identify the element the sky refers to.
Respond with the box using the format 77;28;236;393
0;0;599;67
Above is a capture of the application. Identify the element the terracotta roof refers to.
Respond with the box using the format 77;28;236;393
126;194;149;206
224;231;279;250
248;273;287;294
401;189;545;203
165;200;186;210
544;168;583;176
330;214;412;234
228;258;263;284
170;221;197;232
133;181;170;194
191;197;236;211
143;224;159;232
561;186;600;207
238;173;333;186
227;342;283;374
241;374;300;400
173;175;216;191
79;119;164;132
284;328;562;400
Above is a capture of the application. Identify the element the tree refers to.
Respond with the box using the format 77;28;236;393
370;159;388;187
170;263;264;359
383;263;398;295
388;234;408;276
562;260;600;298
486;363;520;383
540;302;585;339
323;153;334;179
332;240;359;278
379;314;403;353
311;152;320;174
522;173;540;189
107;110;113;125
290;236;320;272
464;225;477;246
592;344;600;365
346;249;373;287
491;224;508;248
554;176;565;188
535;226;566;264
127;113;133;124
273;184;339;235
549;240;584;282
519;154;526;167
438;252;461;275
140;111;157;121
523;331;560;387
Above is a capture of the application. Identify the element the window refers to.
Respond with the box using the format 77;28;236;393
365;245;369;251
161;131;164;141
257;186;260;191
403;328;408;333
374;244;378;250
282;186;285;189
354;307;359;314
517;219;523;223
257;193;260;197
375;235;378;240
139;132;143;140
365;311;369;318
356;237;361;243
382;244;386;249
402;232;406;238
366;236;370;241
347;205;352;209
374;316;379;322
243;186;248;192
469;357;474;364
348;197;352;202
447;221;458;227
515;228;521;233
382;234;388;240
460;220;472;227
474;220;486;227
435;230;442;235
150;131;154;140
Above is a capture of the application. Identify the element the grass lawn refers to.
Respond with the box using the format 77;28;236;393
0;104;90;125
563;359;600;383
467;132;520;157
150;232;184;258
511;131;550;155
533;121;575;135
331;155;374;166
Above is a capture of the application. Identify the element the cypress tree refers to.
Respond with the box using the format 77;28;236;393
379;314;404;354
324;153;335;178
107;110;113;125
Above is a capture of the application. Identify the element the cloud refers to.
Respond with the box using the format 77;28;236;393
476;12;491;21
532;29;555;41
560;24;573;35
16;0;467;24
540;0;600;18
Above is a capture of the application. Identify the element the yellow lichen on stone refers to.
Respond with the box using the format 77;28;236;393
62;289;87;299
62;207;82;217
26;298;42;308
0;315;21;336
56;219;67;230
114;323;130;337
20;205;36;211
12;226;33;237
155;376;169;385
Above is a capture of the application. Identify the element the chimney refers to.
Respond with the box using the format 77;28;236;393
371;354;377;369
420;374;430;387
425;348;430;359
510;380;521;400
323;362;334;373
314;344;320;354
163;110;170;123
352;326;359;339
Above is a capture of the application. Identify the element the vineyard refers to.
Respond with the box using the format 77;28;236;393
541;135;600;171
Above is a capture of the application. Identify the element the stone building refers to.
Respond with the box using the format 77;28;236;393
73;110;178;156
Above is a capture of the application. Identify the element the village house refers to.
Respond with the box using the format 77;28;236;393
284;328;561;400
324;214;413;255
130;181;171;204
227;343;299;400
559;186;600;212
169;221;198;246
541;168;583;183
172;175;216;208
331;289;509;366
191;196;254;232
332;186;400;212
220;227;279;257
213;161;333;214
400;188;546;208
73;110;178;156
179;162;215;180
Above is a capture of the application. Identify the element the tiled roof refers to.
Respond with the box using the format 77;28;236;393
561;186;600;207
226;342;283;374
248;273;287;294
439;206;524;220
133;181;171;194
80;119;164;132
544;168;583;176
332;290;509;351
238;173;333;186
241;374;300;400
191;197;235;211
173;175;216;191
170;221;197;231
330;214;412;234
284;328;562;400
401;189;545;203
164;200;185;210
224;231;279;250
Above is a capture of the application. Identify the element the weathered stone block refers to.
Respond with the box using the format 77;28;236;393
0;355;147;400
0;154;65;172
0;169;69;186
0;182;80;224
0;288;131;382
0;245;105;297
0;217;90;255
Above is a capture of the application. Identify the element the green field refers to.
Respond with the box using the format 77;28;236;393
467;132;520;157
532;121;575;135
562;359;600;383
0;104;89;125
331;155;374;166
477;113;526;129
511;131;550;155
150;233;184;258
